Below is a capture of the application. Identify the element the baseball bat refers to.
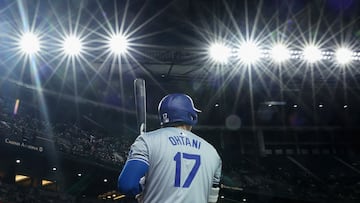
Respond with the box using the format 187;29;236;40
134;78;146;134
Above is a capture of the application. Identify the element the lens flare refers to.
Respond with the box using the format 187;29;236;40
237;42;261;64
303;45;322;63
19;32;40;54
335;47;353;65
209;43;231;63
271;44;290;63
109;34;129;55
63;36;83;56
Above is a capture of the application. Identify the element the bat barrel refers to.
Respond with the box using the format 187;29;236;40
134;79;146;134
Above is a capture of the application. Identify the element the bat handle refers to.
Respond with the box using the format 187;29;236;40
139;123;146;134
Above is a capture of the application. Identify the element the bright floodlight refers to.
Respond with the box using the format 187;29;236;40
237;42;261;64
19;32;40;54
335;48;353;65
63;36;83;56
303;45;322;63
109;34;128;55
209;43;231;63
271;44;290;62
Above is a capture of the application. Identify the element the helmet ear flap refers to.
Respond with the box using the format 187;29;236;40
189;112;198;124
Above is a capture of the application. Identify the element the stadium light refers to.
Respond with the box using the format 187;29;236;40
303;45;322;63
335;48;353;65
209;43;231;63
237;42;261;64
271;44;290;62
63;35;83;56
109;34;129;55
19;32;41;54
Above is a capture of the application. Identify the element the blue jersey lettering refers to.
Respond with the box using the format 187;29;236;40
168;136;201;149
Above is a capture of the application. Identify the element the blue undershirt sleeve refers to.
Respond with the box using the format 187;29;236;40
117;159;149;196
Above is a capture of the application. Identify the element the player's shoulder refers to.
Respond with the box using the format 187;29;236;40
139;128;170;141
143;128;168;136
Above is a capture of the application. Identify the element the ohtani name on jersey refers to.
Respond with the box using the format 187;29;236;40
168;136;201;149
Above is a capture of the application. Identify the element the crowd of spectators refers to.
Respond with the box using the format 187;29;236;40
222;156;360;202
0;96;131;167
54;123;131;166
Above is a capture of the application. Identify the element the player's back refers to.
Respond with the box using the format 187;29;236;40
141;127;221;203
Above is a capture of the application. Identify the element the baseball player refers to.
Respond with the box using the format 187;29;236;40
118;93;222;203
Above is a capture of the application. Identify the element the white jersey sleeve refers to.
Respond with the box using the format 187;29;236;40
127;135;150;166
213;156;222;186
125;127;222;203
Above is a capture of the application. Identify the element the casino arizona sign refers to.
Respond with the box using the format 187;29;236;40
4;138;44;153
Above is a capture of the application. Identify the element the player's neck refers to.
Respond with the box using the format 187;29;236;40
176;125;192;131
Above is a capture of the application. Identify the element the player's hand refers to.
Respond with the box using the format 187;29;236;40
135;193;143;203
139;176;146;190
136;176;146;203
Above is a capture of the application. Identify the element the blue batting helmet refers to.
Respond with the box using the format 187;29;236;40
158;93;201;126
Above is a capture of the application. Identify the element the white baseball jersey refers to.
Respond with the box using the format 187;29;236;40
127;127;222;203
